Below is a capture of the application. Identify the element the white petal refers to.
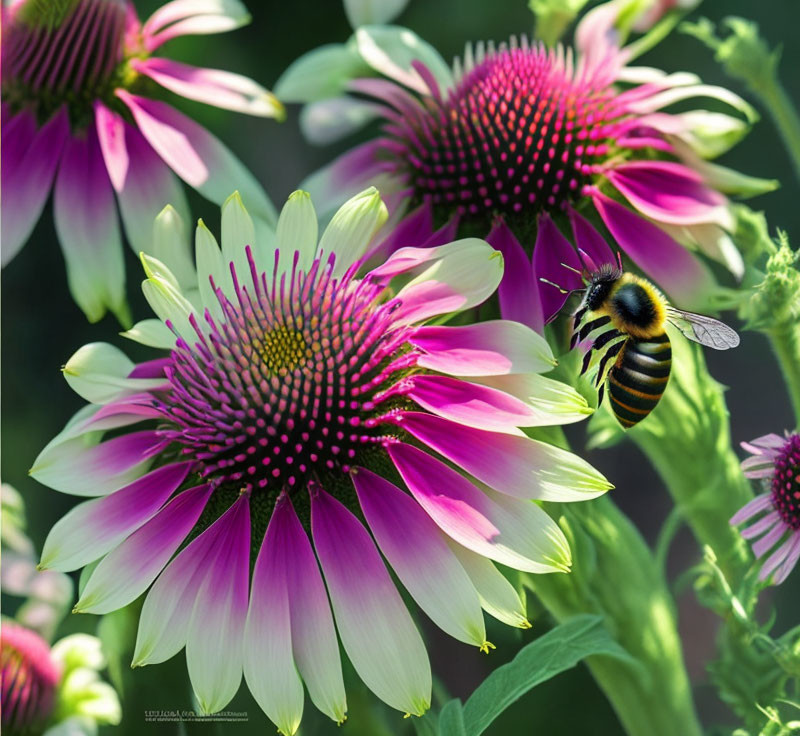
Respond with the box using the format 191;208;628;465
344;0;410;27
274;43;369;103
221;191;257;289
152;205;197;290
120;319;177;350
318;187;387;277
275;190;319;276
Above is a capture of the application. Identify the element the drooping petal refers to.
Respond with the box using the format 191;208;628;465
405;375;547;433
244;494;305;735
62;342;169;404
353;468;487;647
409;321;555;376
116;123;191;258
448;543;531;629
386;239;503;325
117;91;276;225
473;373;592;425
39;462;192;571
142;0;251;51
606;161;731;228
30;431;167;497
54;123;128;324
94;103;129;192
730;493;773;525
773;535;800;585
532;214;583;323
311;484;431;716
387;442;571;573
355;25;453;95
590;189;716;309
274;43;369;103
393;412;612;501
758;532;797;582
740;511;781;541
281;498;347;725
1;107;69;265
133;57;282;118
486;218;543;333
76;483;213;614
186;494;250;714
568;207;616;271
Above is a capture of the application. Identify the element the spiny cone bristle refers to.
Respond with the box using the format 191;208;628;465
159;252;412;494
773;434;800;529
394;43;619;221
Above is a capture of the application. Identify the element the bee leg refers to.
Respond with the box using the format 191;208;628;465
570;315;611;349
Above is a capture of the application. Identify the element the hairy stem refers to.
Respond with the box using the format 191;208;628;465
760;79;800;185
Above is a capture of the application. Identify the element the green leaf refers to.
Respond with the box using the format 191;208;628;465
461;615;634;735
438;699;467;736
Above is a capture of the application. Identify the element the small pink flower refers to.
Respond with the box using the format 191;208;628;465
733;432;800;585
281;6;761;328
1;0;282;323
1;623;61;736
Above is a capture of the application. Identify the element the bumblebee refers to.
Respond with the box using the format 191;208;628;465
570;265;740;429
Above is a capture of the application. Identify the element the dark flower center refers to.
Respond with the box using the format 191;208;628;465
158;251;413;494
2;0;130;125
772;433;800;530
391;43;619;224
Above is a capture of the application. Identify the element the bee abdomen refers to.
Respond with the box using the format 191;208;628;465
608;333;671;428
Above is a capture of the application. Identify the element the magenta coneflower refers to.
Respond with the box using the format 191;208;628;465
280;6;758;328
732;432;800;584
1;623;60;736
33;188;610;731
1;0;282;323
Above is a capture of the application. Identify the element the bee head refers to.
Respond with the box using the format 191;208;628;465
584;264;622;311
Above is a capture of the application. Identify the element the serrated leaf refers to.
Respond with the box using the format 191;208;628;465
461;615;634;735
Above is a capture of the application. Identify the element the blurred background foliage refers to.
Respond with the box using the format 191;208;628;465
2;0;799;734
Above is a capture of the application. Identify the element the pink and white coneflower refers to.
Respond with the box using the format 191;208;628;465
278;3;762;328
732;432;800;585
32;188;610;732
1;0;282;323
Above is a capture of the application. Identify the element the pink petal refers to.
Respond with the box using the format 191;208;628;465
353;467;486;646
77;483;213;614
116;91;275;224
30;430;168;496
406;374;542;432
371;201;433;259
116;123;190;256
390;411;610;501
752;523;788;558
133;496;242;667
54;123;127;323
311;484;431;716
133;57;279;117
730;493;773;525
94;102;129;192
142;0;249;51
773;535;800;584
186;494;250;714
244;493;304;733
759;532;798;582
606;161;730;227
386;442;569;573
1;108;69;265
741;510;781;540
532;213;583;323
486;218;542;333
409;321;555;376
590;189;715;308
568;207;616;271
40;461;193;571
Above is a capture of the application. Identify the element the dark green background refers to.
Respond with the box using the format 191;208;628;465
3;1;799;734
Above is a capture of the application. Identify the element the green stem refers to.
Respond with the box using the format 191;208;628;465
759;79;800;184
767;321;800;428
528;495;701;736
628;336;753;583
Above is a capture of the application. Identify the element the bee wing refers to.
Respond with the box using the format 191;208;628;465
666;307;740;350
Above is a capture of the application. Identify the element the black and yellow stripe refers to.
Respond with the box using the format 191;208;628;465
608;333;671;428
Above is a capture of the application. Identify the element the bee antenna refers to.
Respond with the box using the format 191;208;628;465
615;251;623;271
539;277;569;294
560;262;584;276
